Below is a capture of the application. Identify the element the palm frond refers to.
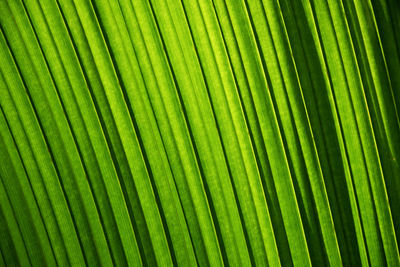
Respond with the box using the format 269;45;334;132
0;0;399;266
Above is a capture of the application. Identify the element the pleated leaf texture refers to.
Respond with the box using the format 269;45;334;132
0;0;399;266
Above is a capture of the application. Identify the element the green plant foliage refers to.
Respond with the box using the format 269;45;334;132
0;0;399;266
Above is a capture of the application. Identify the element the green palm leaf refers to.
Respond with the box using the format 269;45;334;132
0;0;399;266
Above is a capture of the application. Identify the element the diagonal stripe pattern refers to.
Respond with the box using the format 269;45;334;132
0;0;399;266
